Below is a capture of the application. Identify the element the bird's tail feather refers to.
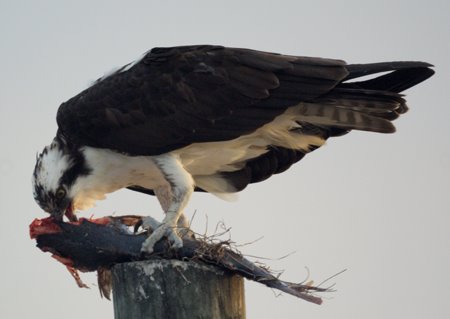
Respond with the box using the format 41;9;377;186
292;62;434;133
295;100;396;133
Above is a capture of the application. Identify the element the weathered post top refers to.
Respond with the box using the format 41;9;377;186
112;259;246;319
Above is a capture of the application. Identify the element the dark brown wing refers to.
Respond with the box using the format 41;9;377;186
56;45;433;193
56;45;349;155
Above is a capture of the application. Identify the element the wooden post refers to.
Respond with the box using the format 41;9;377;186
112;259;246;319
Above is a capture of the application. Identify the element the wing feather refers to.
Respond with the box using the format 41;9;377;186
56;45;433;159
57;45;347;155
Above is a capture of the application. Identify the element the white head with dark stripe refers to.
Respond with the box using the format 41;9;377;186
32;136;90;221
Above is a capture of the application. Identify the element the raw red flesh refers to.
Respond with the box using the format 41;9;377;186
29;217;62;239
30;217;93;288
66;266;89;289
53;254;89;288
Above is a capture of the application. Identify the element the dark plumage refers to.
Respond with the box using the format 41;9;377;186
56;45;433;194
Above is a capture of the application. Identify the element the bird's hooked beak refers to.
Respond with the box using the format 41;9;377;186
51;203;78;222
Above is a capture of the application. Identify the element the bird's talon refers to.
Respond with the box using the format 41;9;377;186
140;216;162;232
168;233;183;249
140;223;183;254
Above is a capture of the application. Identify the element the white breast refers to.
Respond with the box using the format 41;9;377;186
70;148;170;210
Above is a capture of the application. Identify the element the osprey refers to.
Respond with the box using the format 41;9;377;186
32;45;434;253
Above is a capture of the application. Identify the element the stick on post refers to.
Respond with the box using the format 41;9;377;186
112;259;246;319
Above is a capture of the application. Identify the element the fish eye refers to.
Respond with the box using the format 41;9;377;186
56;187;66;199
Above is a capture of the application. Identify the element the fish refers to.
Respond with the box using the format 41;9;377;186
30;215;331;304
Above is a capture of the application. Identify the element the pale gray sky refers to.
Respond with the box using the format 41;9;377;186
1;0;449;318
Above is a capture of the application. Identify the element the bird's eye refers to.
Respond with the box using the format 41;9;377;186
56;188;66;199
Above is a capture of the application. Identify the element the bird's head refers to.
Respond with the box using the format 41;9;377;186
32;136;90;221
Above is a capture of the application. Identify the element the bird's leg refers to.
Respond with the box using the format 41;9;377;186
141;154;194;254
176;213;195;239
140;189;192;242
152;184;192;232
